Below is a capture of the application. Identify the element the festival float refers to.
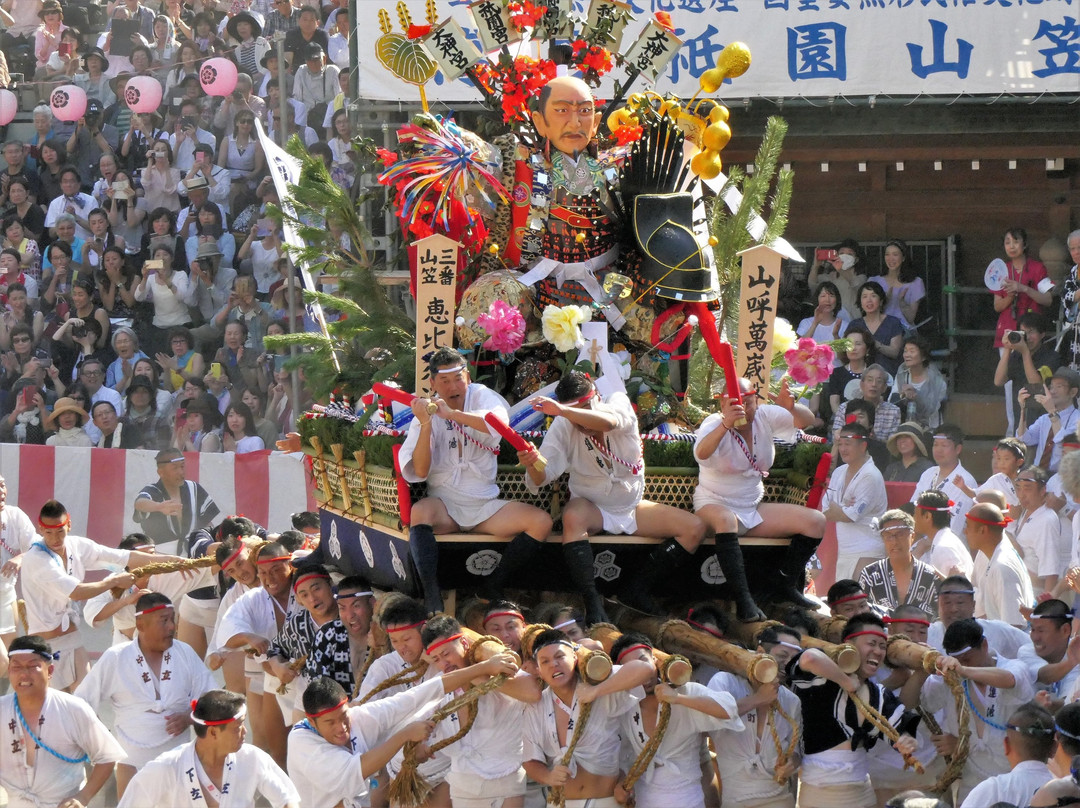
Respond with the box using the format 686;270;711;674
275;0;838;608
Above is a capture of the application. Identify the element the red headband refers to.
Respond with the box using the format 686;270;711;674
292;571;331;591
616;643;652;663
845;630;888;642
386;621;425;634
483;611;524;626
829;592;869;606
190;699;247;726
221;546;245;569
305;697;347;719
257;555;293;565
38;516;70;529
965;513;1013;527
884;616;931;627
135;603;173;617
562;390;596;408
917;500;955;511
1064;442;1080;449
425;633;463;655
687;617;725;640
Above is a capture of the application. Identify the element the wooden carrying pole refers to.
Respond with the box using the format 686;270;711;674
520;623;612;685
609;607;778;685
726;618;859;675
588;623;693;687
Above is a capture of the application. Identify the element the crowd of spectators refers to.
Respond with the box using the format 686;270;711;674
0;0;359;448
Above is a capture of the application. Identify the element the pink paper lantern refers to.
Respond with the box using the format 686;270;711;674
49;84;87;123
124;75;163;114
199;57;238;97
0;89;16;126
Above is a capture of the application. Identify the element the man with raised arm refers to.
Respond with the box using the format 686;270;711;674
901;617;1038;804
290;634;523;808
521;370;707;623
399;347;553;614
20;498;179;691
693;376;826;610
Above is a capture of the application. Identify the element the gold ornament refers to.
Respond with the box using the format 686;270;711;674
455;270;541;348
376;1;438;110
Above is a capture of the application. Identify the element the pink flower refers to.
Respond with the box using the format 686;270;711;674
784;338;835;386
477;299;526;354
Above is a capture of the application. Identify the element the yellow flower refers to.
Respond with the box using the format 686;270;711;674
772;317;797;359
542;305;589;352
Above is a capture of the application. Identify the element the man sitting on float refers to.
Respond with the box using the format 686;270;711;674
693;377;826;611
399;348;553;615
519;371;707;625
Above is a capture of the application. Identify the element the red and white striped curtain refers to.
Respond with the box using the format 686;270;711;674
0;446;317;547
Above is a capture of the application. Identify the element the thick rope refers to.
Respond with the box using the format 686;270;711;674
548;700;595;808
276;655;308;695
925;671;971;795
916;642;972;794
354;660;428;704
350;644;388;701
16;598;27;633
767;701;801;784
620;702;672;807
110;556;216;597
847;688;924;774
388;673;509;808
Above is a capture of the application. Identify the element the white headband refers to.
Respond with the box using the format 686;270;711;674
190;704;247;726
773;640;803;653
553;619;577;631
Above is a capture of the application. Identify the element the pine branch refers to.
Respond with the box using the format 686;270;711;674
301;289;369;319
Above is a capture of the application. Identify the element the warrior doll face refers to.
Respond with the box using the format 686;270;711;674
532;77;602;158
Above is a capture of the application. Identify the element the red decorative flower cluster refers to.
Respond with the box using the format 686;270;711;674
571;40;613;80
508;0;548;30
612;124;643;146
473;56;557;123
375;147;398;167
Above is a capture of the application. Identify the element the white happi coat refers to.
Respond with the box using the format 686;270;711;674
0;689;126;808
526;392;643;533
75;638;215;752
287;675;447;808
19;536;130;634
211;585;293;672
620;682;742;808
119;740;299;808
707;672;802;806
0;504;35;634
399;383;508;529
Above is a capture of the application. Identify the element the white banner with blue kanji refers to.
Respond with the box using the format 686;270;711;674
355;0;1079;100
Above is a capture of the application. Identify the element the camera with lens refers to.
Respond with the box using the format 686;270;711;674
71;323;88;340
1005;330;1024;345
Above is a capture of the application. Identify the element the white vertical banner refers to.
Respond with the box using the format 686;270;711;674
255;119;331;342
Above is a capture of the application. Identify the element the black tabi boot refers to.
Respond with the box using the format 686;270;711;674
408;523;444;615
619;538;695;616
772;533;822;609
481;531;545;598
562;541;609;626
711;532;767;623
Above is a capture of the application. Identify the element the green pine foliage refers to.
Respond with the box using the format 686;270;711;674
684;116;793;418
263;135;417;401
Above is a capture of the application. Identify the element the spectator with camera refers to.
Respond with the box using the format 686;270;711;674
995;311;1057;427
141;138;182;211
1019;367;1080;472
169;101;217;173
